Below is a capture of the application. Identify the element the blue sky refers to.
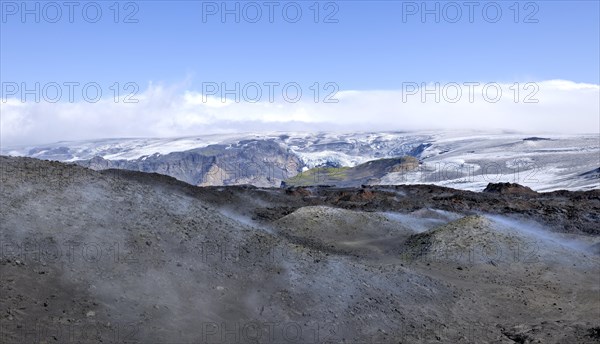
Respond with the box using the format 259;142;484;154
1;1;599;145
2;1;599;89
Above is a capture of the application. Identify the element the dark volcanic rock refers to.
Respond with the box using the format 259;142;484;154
579;167;600;180
483;182;537;195
523;137;552;141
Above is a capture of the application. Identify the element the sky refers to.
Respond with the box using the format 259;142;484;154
1;0;599;146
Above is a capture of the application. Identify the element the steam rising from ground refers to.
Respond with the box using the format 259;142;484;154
484;214;598;254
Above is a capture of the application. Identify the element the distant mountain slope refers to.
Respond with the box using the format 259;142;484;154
74;139;302;187
2;131;598;191
284;156;420;187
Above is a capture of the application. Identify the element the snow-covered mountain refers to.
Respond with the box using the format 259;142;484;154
2;131;598;191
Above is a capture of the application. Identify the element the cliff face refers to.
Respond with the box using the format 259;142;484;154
76;140;303;187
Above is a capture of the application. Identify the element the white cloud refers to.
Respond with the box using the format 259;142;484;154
1;80;598;147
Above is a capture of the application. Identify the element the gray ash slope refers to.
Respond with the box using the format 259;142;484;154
1;156;599;343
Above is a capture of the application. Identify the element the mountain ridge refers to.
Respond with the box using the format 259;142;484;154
2;131;598;191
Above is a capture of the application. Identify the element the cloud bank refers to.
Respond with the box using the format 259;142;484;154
1;80;598;147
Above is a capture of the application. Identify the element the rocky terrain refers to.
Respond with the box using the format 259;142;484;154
3;131;599;192
283;156;420;188
75;139;302;188
1;156;599;343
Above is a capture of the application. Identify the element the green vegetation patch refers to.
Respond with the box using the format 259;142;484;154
286;166;350;186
